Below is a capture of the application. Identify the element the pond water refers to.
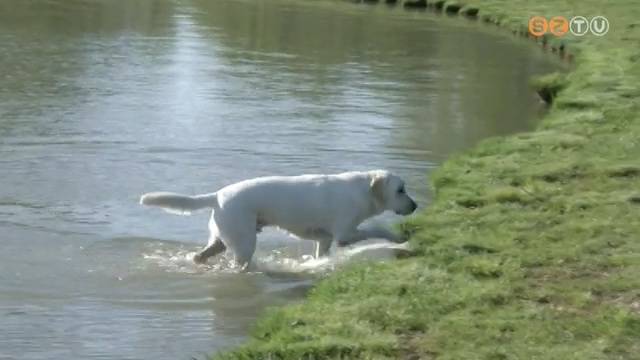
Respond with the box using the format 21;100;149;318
0;0;558;358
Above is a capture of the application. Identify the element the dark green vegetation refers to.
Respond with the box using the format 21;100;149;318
216;0;640;358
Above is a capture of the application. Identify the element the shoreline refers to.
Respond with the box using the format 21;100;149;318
215;0;640;358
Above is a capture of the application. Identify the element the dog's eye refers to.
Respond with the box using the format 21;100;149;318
397;187;405;194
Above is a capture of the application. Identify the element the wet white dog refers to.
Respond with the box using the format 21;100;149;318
140;170;417;268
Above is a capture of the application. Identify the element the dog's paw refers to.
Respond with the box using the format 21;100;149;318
388;229;412;244
393;235;410;244
192;253;206;264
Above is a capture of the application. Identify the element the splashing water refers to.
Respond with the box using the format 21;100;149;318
141;240;412;277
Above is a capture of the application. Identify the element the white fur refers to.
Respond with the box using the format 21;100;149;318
140;170;417;268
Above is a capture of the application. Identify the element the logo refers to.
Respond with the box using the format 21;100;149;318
528;16;548;37
590;16;610;36
528;16;609;37
549;16;569;36
569;16;589;36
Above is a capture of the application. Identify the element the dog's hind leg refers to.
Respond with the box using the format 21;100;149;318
226;231;256;270
194;211;227;264
210;207;258;270
194;238;226;264
314;239;332;259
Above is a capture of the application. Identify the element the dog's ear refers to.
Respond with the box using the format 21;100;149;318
370;173;387;204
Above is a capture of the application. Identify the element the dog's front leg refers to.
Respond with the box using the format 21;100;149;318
334;231;363;248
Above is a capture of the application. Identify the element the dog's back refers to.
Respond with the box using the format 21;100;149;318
215;172;374;234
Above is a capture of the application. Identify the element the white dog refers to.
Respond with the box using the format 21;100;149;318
140;170;417;268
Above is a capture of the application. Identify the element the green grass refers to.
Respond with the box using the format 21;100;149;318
214;0;640;358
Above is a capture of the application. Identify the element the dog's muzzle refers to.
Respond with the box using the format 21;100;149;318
396;200;418;215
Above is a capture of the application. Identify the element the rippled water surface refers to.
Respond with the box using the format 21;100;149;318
0;0;558;358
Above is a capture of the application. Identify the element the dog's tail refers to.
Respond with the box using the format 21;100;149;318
139;192;218;215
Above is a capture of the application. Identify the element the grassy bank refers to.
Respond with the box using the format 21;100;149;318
215;0;640;358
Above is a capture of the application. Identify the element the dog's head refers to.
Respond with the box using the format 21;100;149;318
370;170;417;215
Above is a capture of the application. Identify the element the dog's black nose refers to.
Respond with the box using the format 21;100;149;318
411;201;418;212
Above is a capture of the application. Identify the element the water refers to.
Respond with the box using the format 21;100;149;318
0;0;558;358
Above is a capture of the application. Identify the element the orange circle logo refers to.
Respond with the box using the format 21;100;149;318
528;16;548;37
549;16;569;36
